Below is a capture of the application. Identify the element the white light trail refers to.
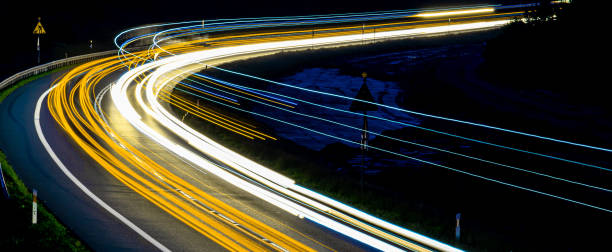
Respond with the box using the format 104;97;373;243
415;8;495;18
111;18;507;252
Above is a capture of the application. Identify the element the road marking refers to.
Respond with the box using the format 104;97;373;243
35;86;171;252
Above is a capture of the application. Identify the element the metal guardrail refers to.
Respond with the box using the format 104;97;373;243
0;50;118;92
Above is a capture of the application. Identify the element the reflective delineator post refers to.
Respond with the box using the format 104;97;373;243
0;163;9;199
32;189;38;224
455;213;461;241
37;37;40;64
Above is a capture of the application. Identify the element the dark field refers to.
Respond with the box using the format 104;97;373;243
172;28;611;251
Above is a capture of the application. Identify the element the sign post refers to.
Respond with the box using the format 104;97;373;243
33;17;47;64
349;72;378;193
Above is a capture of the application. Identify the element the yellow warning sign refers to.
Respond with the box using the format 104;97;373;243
33;17;46;35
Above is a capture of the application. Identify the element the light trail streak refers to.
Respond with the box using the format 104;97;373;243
111;13;516;252
35;86;172;252
152;11;523;53
132;6;610;168
45;52;316;251
117;5;608;248
180;76;612;193
175;81;240;104
208;59;612;172
162;78;612;215
414;8;495;18
109;9;540;251
116;4;503;53
42;4;590;252
190;74;297;108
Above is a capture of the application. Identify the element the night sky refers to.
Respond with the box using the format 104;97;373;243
0;0;514;80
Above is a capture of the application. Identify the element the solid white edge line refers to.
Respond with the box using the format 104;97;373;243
34;86;171;252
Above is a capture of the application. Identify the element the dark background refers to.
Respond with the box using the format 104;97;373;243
0;0;516;80
1;1;608;250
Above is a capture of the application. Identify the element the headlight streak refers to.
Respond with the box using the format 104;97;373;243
178;76;612;193
115;6;611;248
204;61;612;154
174;81;240;104
48;52;320;251
155;10;510;47
207;63;612;172
156;78;612;215
414;8;495;18
151;11;523;55
142;14;612;176
45;4;600;252
159;91;275;140
190;74;297;107
113;51;431;252
110;12;546;251
144;4;502;49
124;7;607;164
114;4;519;71
36;86;173;252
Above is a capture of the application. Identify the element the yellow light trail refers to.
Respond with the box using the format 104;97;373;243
191;74;296;109
46;51;314;251
44;9;521;251
155;11;518;52
159;91;270;140
132;11;520;252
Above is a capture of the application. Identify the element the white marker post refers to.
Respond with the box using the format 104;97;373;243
32;189;38;224
455;213;461;241
0;163;10;199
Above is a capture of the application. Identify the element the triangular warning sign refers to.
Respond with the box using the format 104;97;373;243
349;73;378;112
33;17;46;35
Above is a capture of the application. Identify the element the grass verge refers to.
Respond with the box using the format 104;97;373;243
0;65;71;103
0;67;90;250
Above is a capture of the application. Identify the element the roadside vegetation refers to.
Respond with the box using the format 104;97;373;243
170;4;596;248
0;68;89;251
172;103;458;245
0;151;89;251
171;77;489;250
0;66;72;103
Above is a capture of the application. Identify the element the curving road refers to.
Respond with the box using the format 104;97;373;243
0;4;555;251
1;66;369;251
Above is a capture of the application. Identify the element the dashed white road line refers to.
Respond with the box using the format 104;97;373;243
34;86;171;252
